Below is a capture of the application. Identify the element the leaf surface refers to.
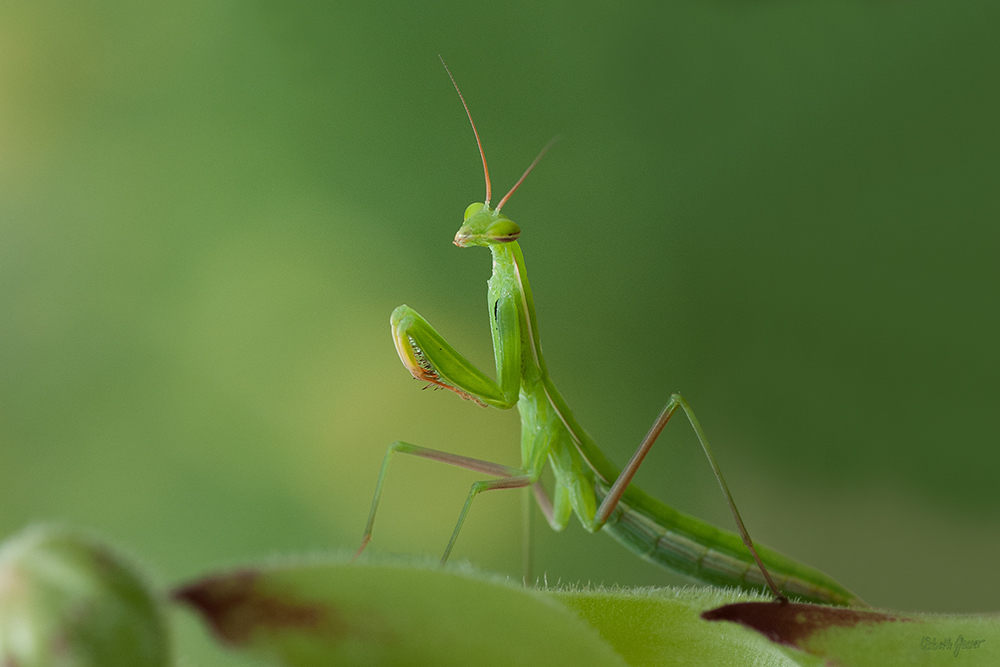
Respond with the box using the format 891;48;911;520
176;558;1000;667
174;558;628;667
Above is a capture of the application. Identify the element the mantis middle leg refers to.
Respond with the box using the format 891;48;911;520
355;440;529;561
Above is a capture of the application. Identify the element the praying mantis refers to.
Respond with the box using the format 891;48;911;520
356;60;865;607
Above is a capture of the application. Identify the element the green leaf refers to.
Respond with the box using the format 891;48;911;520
173;557;629;667
176;558;1000;667
553;587;803;667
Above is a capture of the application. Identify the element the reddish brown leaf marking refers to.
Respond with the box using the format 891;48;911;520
174;570;338;646
702;601;907;651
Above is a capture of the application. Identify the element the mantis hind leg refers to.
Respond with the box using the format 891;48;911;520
586;393;789;603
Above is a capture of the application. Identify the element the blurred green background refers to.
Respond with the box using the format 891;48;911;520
2;0;998;661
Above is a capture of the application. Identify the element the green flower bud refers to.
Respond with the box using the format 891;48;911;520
0;525;170;666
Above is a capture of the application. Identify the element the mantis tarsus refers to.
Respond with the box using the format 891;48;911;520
356;60;865;607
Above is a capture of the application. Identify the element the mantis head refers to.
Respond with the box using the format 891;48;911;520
453;203;519;247
440;56;555;250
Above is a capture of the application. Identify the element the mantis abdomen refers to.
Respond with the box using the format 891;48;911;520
600;483;862;606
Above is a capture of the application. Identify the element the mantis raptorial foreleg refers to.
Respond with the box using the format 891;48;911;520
391;302;519;409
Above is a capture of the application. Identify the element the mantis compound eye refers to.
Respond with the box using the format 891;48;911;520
486;219;520;243
464;202;485;220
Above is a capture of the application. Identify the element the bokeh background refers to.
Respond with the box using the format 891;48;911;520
2;1;998;662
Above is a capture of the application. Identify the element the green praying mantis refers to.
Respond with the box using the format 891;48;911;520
356;60;865;607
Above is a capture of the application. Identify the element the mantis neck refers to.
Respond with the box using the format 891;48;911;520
489;241;545;386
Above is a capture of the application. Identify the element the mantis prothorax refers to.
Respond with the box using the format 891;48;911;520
355;59;865;607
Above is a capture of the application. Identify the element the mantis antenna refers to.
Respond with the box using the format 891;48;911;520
439;56;491;207
496;136;559;213
440;56;557;214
